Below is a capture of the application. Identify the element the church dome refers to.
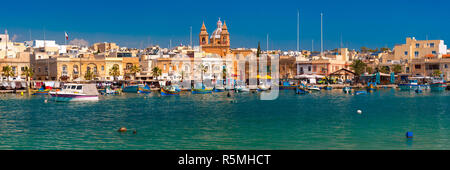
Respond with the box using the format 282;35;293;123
210;18;223;39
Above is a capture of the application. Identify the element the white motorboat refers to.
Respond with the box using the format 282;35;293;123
50;84;99;102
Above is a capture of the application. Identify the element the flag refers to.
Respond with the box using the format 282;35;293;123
65;32;69;40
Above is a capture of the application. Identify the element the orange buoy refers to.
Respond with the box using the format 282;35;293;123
118;127;127;132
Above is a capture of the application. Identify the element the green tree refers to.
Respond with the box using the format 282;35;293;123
21;66;34;91
151;66;162;80
360;47;370;53
129;64;141;80
256;42;261;58
366;67;374;74
392;64;402;74
2;66;15;81
380;47;390;52
378;66;390;74
350;60;367;76
109;64;121;81
432;70;442;77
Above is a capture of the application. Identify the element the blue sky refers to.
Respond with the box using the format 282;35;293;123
1;0;449;51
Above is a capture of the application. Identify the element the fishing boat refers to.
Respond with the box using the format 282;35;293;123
398;79;425;90
192;83;212;94
49;84;99;102
161;85;181;96
100;86;121;95
324;84;332;90
308;85;321;91
430;78;447;91
213;85;225;92
280;80;298;90
121;84;139;93
257;84;270;91
343;86;352;93
295;86;309;94
138;84;151;94
32;85;51;95
367;82;376;92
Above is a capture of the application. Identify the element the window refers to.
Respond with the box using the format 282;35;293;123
300;67;303;72
71;86;76;89
414;51;419;58
163;64;166;70
404;51;408;55
416;43;420;48
76;86;82;90
430;43;435;48
415;65;421;69
101;66;104;71
432;51;436;55
308;66;311;71
445;64;448;69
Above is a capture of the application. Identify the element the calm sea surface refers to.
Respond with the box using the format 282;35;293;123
0;89;449;150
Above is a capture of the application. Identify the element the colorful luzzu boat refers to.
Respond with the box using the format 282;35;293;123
32;86;51;95
280;81;298;90
161;85;181;96
192;83;213;94
138;85;151;94
49;84;99;102
430;78;447;91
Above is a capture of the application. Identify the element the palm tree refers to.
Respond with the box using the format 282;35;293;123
129;64;141;80
151;66;162;80
180;70;185;82
109;64;120;81
21;66;34;92
197;64;208;86
84;69;94;80
2;65;15;81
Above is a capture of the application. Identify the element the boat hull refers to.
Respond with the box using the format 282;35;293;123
430;83;447;91
122;85;139;93
192;89;212;94
32;91;49;95
161;88;180;96
50;94;99;102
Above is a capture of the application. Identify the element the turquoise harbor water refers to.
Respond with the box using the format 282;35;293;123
0;89;449;150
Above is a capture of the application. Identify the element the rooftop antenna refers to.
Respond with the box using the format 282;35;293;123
312;39;314;52
266;34;269;52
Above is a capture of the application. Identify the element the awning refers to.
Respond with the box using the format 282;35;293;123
294;74;325;79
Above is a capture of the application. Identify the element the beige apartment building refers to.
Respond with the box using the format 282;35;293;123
393;37;447;61
90;42;119;53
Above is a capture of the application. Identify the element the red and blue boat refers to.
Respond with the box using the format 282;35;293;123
430;78;447;91
161;85;181;96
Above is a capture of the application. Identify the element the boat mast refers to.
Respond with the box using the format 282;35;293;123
320;13;323;57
